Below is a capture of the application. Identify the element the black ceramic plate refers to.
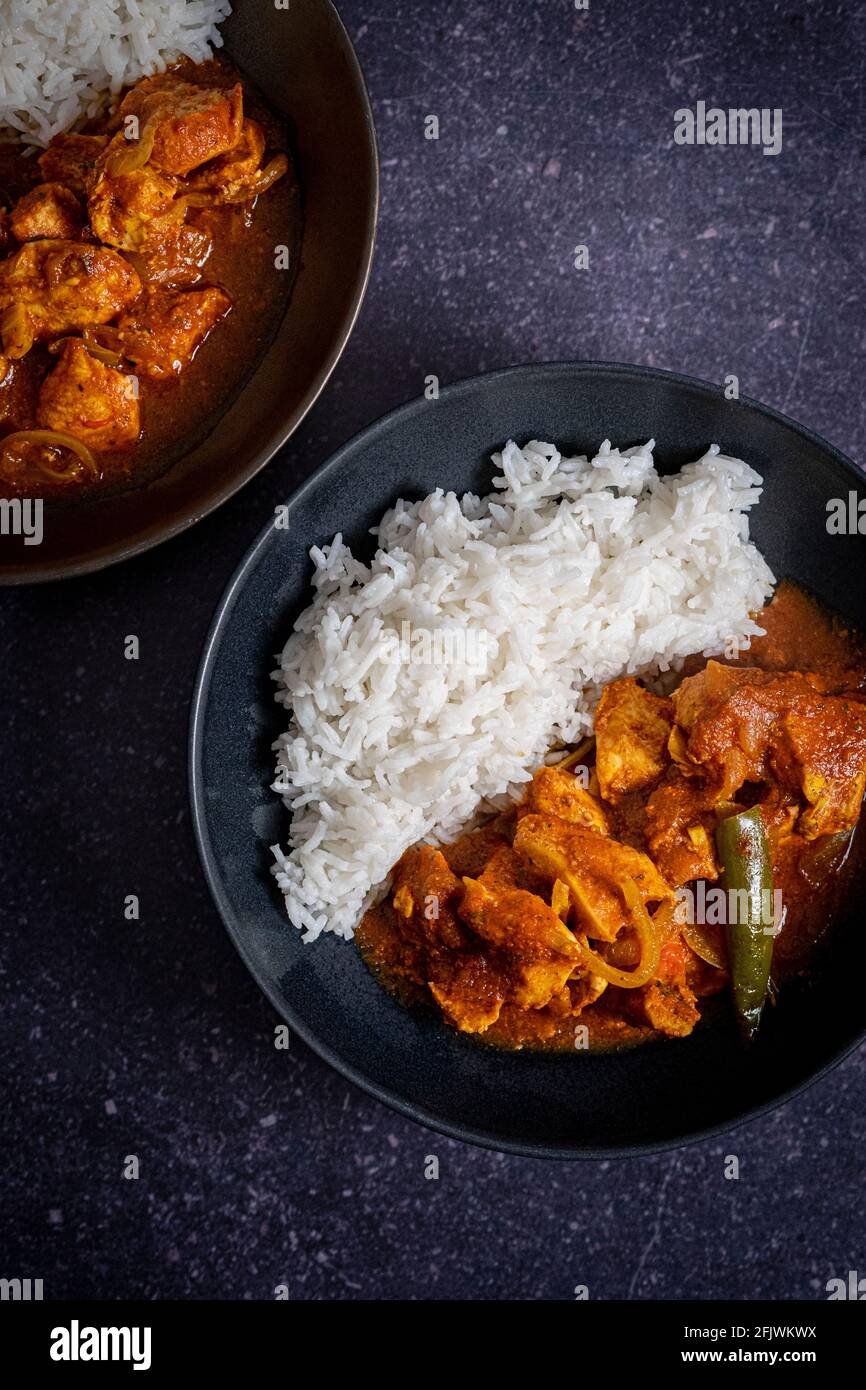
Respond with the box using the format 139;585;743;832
190;361;866;1158
0;0;378;583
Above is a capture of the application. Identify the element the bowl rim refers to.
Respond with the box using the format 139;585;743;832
1;0;380;586
189;358;866;1159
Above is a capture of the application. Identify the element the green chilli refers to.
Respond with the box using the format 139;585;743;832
715;807;775;1043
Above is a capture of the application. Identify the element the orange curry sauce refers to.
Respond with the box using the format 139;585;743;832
357;583;866;1051
0;57;300;496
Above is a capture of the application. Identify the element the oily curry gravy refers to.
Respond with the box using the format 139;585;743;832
0;57;301;497
358;584;866;1052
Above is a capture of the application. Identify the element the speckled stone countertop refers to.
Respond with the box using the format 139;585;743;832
1;0;864;1300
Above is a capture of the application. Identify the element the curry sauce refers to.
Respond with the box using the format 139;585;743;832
0;57;301;496
357;583;866;1052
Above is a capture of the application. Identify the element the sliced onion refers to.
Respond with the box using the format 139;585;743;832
82;342;122;367
1;304;34;359
50;336;122;367
84;325;123;352
575;879;661;989
518;833;609;938
1;429;99;480
652;896;726;972
220;153;289;204
803;828;853;879
106;119;156;175
681;922;727;970
551;878;570;920
555;736;595;771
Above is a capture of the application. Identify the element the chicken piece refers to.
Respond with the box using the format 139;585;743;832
0;207;11;255
459;877;581;1011
117;77;244;176
87;142;181;253
186;117;266;198
442;817;514;879
565;971;609;1015
520;765;611;833
37;339;140;452
644;776;720;887
38;134;110;195
10;183;84;241
476;840;557;900
390;846;507;1032
781;705;866;838
514;813;674;942
548;870;610;1013
595;678;673;803
114;286;231;377
673;662;773;798
390;845;469;949
673;662;866;839
627;938;700;1038
476;843;526;891
0;240;141;358
428;955;508;1034
135;221;213;288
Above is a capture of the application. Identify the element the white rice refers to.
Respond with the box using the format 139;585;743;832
271;438;775;941
0;0;232;147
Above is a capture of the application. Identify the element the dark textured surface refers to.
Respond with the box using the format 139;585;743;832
1;0;864;1300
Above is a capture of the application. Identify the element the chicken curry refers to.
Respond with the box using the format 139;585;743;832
358;584;866;1050
0;58;298;495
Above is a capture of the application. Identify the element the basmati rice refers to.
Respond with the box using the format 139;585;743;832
0;0;231;147
271;438;775;941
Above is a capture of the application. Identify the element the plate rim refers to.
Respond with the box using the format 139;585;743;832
189;357;866;1159
0;0;380;586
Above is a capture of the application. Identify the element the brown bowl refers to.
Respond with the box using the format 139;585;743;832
0;0;378;583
